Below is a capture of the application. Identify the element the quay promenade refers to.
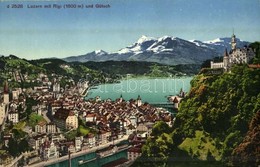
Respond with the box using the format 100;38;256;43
29;135;129;167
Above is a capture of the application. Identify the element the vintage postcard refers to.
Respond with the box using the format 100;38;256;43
0;0;259;167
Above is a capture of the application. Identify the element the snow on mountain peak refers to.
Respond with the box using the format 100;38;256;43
94;50;107;55
158;36;175;42
117;48;132;54
116;35;156;54
137;35;156;44
188;39;209;47
189;39;200;43
117;35;249;56
64;34;251;65
204;38;225;44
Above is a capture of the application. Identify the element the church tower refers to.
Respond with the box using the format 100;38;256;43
3;81;9;104
223;48;229;71
136;95;142;107
231;32;236;50
119;94;123;103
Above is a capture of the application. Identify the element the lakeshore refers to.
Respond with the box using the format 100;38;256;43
0;72;192;167
85;77;193;103
29;135;129;167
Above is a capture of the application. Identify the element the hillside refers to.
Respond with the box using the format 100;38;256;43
0;56;199;89
231;110;260;166
0;55;46;88
135;64;260;166
174;65;260;161
0;56;109;88
81;61;200;77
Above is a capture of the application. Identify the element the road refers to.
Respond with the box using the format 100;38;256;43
29;135;129;167
41;110;51;123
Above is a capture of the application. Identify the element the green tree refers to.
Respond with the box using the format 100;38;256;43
8;138;19;157
249;41;260;64
151;121;171;136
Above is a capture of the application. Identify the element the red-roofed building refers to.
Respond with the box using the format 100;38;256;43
35;121;47;134
85;113;96;122
84;133;96;147
53;108;78;130
127;145;142;161
168;96;183;109
248;64;260;69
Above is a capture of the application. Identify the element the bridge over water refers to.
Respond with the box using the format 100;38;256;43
150;102;173;108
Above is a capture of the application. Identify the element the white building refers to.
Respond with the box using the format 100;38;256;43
97;130;111;145
40;140;59;160
125;124;136;135
129;115;137;128
85;133;96;147
53;108;78;130
210;62;224;69
85;113;96;122
46;123;57;134
52;82;60;93
136;122;154;138
8;111;19;124
12;88;21;100
168;96;183;109
211;33;255;71
0;103;6;125
128;146;142;161
29;134;47;150
3;93;9;104
35;121;47;134
75;137;83;151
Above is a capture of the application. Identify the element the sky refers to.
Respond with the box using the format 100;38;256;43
0;0;260;59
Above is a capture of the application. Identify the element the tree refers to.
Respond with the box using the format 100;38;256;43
232;111;260;166
249;41;260;64
8;138;19;157
151;121;171;137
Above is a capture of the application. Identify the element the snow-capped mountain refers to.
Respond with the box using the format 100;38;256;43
117;35;157;54
64;50;108;62
94;50;107;55
189;37;250;54
63;36;250;65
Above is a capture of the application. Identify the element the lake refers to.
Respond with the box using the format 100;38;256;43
85;77;193;103
48;76;201;167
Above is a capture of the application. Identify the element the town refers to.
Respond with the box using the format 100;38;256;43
0;69;179;166
0;32;257;167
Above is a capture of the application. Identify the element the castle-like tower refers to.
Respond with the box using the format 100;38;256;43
231;33;236;50
223;48;229;71
211;33;255;71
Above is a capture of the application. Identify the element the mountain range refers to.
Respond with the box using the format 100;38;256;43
63;35;250;65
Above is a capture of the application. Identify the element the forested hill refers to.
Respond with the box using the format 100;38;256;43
0;55;199;89
174;65;260;163
135;64;260;166
82;61;199;77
